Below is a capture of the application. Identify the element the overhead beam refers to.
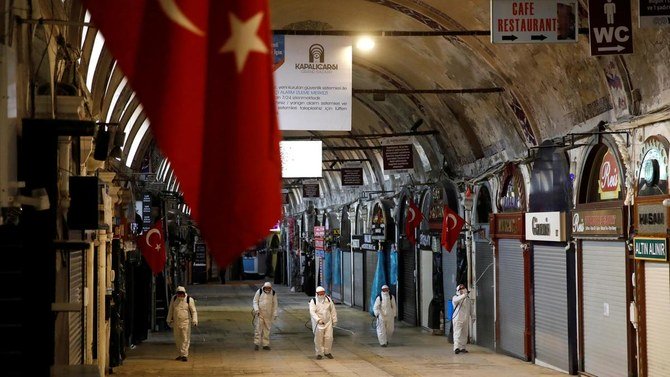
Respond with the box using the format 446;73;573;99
273;29;490;36
284;130;437;140
354;88;504;94
322;158;371;163
323;146;382;151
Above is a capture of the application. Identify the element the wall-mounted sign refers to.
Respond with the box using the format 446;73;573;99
361;234;379;251
634;237;668;261
635;202;668;235
418;231;432;251
491;0;578;43
598;150;621;200
572;207;625;238
302;181;320;198
341;162;363;186
381;137;414;174
490;213;525;238
370;203;387;240
428;185;446;232
639;0;670;28
588;0;633;56
525;211;567;242
351;235;362;250
273;35;352;131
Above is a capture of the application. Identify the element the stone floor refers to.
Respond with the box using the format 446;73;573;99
111;281;563;376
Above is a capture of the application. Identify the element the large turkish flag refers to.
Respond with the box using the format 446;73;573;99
441;206;464;252
83;1;282;267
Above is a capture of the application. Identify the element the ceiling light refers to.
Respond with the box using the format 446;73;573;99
356;36;375;51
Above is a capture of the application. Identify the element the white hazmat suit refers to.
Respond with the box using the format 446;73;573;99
373;286;397;346
451;285;472;353
309;287;338;358
166;287;198;360
252;283;279;349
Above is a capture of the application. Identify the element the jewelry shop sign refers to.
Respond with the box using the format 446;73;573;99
634;237;668;261
572;208;624;238
525;211;567;242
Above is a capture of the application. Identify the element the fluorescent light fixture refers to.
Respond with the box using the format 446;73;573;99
280;140;322;178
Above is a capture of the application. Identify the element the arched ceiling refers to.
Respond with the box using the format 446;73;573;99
40;0;670;212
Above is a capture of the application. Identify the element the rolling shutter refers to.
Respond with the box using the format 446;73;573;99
475;241;494;349
69;250;84;365
342;250;352;306
365;249;377;311
400;246;417;326
645;262;670;376
420;248;433;329
498;238;525;359
353;252;364;308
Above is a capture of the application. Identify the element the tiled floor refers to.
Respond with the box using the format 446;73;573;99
111;281;563;376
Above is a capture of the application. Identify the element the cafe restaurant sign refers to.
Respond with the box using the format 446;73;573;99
634;237;668;261
572;208;624;238
525;211;567;242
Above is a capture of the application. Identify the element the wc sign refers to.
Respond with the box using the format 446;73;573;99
588;0;633;55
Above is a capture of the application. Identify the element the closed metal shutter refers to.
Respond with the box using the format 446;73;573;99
365;249;377;311
498;238;526;359
331;248;342;301
342;250;352;306
420;249;433;329
534;244;569;372
582;241;627;377
475;241;494;349
645;262;670;376
69;250;84;365
400;247;417;325
353;252;364;308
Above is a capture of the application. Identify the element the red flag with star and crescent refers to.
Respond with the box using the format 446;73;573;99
441;205;464;252
83;1;282;268
138;220;167;275
405;199;424;244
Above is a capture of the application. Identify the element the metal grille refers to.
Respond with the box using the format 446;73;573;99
498;238;526;359
400;246;417;325
69;250;84;365
353;252;364;308
342;251;352;306
645;262;670;376
365;249;377;311
475;241;494;349
534;244;569;372
582;241;627;377
420;249;433;329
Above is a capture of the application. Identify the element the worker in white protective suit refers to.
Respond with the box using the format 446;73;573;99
309;286;338;359
373;285;397;347
252;281;279;350
166;286;198;361
452;283;472;354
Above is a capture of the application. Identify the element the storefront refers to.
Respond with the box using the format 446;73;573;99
527;144;576;374
490;163;530;360
573;141;633;377
473;184;494;350
351;202;369;309
340;205;353;306
397;191;419;326
324;210;341;301
634;136;670;376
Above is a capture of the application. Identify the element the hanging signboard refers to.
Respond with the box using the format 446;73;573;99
525;211;567;242
491;0;578;43
302;181;320;198
639;0;670;28
571;207;625;238
142;193;152;232
273;35;352;131
314;225;325;257
634;237;668;261
193;243;207;283
588;0;633;55
341;162;363;186
381;137;414;174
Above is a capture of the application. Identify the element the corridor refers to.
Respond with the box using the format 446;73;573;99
112;282;562;377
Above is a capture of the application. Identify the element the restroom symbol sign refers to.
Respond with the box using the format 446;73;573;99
588;0;633;55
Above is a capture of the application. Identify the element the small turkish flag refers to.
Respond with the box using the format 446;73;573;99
83;0;282;268
138;220;167;275
441;206;464;252
405;199;424;244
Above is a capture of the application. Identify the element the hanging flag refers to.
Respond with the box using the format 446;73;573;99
441;205;465;252
405;199;424;244
83;0;282;268
138;220;167;275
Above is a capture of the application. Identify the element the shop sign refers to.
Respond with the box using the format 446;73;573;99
636;203;667;235
351;235;362;250
525;211;567;242
598;150;621;200
634;237;668;261
419;231;432;250
361;234;378;251
491;213;524;238
371;203;387;240
572;208;624;237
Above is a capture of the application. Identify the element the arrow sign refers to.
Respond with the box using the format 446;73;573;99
597;45;626;52
501;35;518;41
531;34;547;41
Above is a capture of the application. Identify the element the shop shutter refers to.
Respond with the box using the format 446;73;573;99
443;244;458;305
582;241;627;377
498;238;526;359
475;241;494;349
400;247;417;325
645;262;670;376
353;252;364;308
534;244;569;372
365;249;377;311
342;250;352;306
69;250;84;365
420;248;433;329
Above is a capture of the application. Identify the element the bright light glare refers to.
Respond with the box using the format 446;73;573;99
280;141;322;178
356;37;375;51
